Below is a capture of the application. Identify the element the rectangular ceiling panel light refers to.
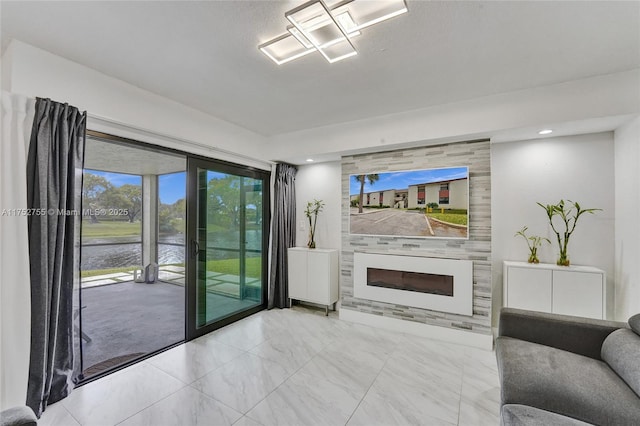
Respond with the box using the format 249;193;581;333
332;0;408;31
259;33;316;65
286;0;357;63
288;26;314;49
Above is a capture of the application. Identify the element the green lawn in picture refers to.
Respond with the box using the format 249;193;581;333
81;220;141;238
206;257;262;279
426;210;468;226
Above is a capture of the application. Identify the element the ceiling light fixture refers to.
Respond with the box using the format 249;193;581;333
259;0;408;65
306;158;315;162
538;129;553;135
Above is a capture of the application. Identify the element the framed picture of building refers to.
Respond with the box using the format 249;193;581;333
349;166;469;239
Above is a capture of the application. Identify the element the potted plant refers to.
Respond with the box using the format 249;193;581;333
305;199;324;249
537;200;601;266
514;226;550;264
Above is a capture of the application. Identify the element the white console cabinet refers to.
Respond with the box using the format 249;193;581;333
503;261;606;319
288;248;339;315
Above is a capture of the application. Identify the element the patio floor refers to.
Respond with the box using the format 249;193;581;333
81;280;185;375
80;266;262;378
81;265;262;297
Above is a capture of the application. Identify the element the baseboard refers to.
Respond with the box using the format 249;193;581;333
339;308;494;351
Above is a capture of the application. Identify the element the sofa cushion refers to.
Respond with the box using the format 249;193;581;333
501;404;593;426
629;313;640;335
602;328;640;397
496;336;640;425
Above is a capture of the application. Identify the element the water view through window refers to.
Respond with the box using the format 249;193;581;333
79;135;186;379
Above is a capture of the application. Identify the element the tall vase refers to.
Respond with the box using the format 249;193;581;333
307;229;315;249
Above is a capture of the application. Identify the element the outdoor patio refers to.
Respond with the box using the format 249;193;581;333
80;266;262;377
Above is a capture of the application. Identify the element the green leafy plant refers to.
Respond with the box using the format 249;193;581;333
304;199;324;249
514;226;550;264
537;200;601;266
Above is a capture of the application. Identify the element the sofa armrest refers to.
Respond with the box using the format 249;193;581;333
498;308;626;360
0;406;37;426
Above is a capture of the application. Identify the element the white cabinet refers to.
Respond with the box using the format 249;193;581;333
503;261;606;319
288;248;339;315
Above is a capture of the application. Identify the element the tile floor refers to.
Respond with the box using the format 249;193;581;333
40;307;500;426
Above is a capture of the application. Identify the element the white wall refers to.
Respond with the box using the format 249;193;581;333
491;133;616;323
614;117;640;321
294;162;342;250
2;40;270;169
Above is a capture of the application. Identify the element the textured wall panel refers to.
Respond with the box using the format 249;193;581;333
341;140;492;335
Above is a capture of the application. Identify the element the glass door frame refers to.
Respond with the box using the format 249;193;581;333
186;157;270;340
79;130;188;384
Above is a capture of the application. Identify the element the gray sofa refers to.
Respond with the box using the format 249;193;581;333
496;308;640;426
0;406;37;426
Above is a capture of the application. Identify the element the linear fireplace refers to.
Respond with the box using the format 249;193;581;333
354;252;473;316
367;268;454;297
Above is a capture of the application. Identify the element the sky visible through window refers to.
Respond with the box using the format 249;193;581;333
349;167;468;196
86;170;186;204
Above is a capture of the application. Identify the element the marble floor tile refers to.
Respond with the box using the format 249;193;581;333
233;416;264;426
466;345;499;373
330;323;403;359
39;401;81;426
62;363;184;426
207;316;282;351
148;338;245;384
192;353;294;414
46;307;500;426
384;343;464;393
249;329;327;370
246;369;364;426
281;317;338;345
396;334;470;372
458;358;501;426
347;368;460;426
298;340;386;393
118;386;242;426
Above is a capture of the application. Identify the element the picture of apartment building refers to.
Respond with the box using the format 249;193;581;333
350;177;468;210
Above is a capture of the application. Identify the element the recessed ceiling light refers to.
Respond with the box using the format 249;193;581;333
538;129;553;135
306;158;314;162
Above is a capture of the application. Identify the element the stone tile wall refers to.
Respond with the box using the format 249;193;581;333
341;140;492;335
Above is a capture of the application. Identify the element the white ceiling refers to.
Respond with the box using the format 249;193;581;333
2;1;639;137
85;136;186;175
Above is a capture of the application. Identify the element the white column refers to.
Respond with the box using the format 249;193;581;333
142;175;158;267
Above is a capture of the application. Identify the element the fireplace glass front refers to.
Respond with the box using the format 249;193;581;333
366;268;454;297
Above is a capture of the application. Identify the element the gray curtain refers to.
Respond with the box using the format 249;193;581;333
268;163;297;309
26;98;86;417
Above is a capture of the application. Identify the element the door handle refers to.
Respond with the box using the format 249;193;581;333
191;240;200;257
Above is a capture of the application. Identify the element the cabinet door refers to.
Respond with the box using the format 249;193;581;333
552;271;603;319
307;251;330;304
288;249;308;299
506;267;553;312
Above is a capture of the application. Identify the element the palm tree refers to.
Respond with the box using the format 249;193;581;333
353;174;379;213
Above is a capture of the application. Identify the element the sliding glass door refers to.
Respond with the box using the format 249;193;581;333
80;133;186;380
187;158;269;338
